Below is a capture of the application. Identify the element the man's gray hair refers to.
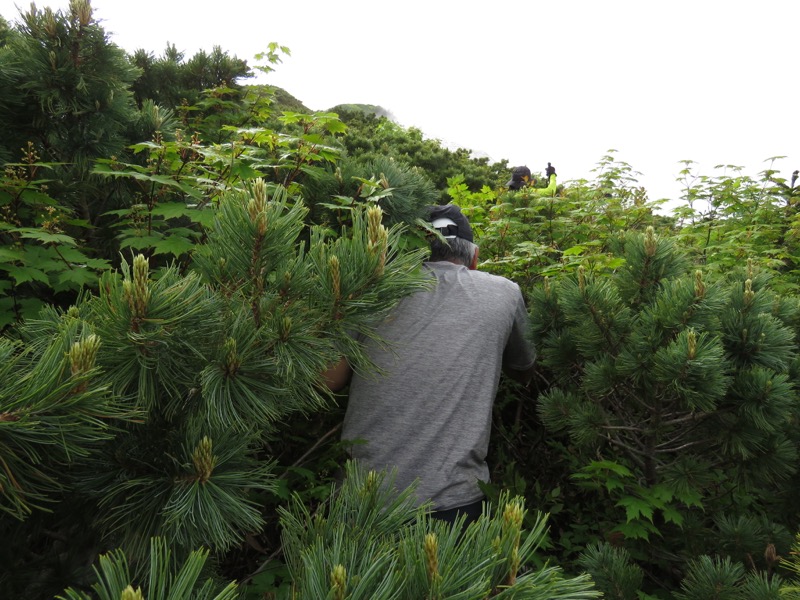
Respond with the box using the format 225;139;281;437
429;236;478;266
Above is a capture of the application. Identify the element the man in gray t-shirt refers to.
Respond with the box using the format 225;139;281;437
324;204;536;522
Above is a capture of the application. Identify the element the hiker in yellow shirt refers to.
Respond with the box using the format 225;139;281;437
506;163;557;196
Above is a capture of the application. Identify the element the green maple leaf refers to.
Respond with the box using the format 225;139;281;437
616;496;654;523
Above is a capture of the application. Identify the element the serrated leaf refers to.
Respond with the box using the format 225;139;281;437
230;163;265;180
63;218;95;229
102;208;134;217
55;267;100;290
323;120;348;134
0;247;24;262
582;460;634;478
2;265;50;285
15;297;47;321
612;520;659;541
185;209;216;227
604;478;627;493
0;297;16;328
606;257;626;269
674;487;704;509
647;484;674;504
150;202;195;219
120;235;163;250
661;505;684;526
93;160;149;175
152;236;195;257
616;496;655;523
14;189;57;206
562;245;586;256
16;229;77;246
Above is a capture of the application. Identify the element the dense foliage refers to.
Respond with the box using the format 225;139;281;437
2;1;800;599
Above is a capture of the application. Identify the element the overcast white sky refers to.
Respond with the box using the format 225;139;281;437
2;0;797;210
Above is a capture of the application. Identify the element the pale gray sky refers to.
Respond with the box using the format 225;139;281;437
2;0;797;209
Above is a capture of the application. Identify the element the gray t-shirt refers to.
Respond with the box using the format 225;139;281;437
342;261;535;510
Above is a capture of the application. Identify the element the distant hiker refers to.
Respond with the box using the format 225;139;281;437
507;163;558;196
507;166;533;190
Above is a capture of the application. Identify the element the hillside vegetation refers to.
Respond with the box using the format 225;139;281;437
1;2;799;599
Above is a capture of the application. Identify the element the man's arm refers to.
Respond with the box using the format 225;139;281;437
502;285;537;386
503;362;536;386
322;356;352;392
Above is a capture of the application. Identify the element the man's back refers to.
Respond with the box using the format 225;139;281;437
342;261;535;510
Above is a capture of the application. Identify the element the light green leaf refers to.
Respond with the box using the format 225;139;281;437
562;245;586;256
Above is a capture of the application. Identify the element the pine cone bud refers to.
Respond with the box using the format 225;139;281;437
687;329;697;360
223;337;239;376
252;178;268;210
374;227;388;277
425;533;441;584
694;270;705;299
192;436;217;484
644;226;657;257
330;564;347;600
367;205;384;247
43;10;57;36
744;279;755;305
544;277;551;299
502;499;524;585
578;265;586;293
120;586;144;600
508;545;520;586
279;316;292;342
248;178;268;234
765;542;778;565
126;255;150;319
363;470;378;495
69;334;101;393
329;255;341;303
503;499;524;530
70;334;100;377
72;0;92;27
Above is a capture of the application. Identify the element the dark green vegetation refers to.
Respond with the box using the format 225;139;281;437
2;1;800;598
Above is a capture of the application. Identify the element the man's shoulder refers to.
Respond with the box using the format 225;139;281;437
424;262;521;294
470;269;521;291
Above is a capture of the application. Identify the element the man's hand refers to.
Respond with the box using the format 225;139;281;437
322;357;352;392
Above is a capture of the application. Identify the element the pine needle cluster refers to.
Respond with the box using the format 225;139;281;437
0;179;430;594
531;226;800;579
279;461;601;599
